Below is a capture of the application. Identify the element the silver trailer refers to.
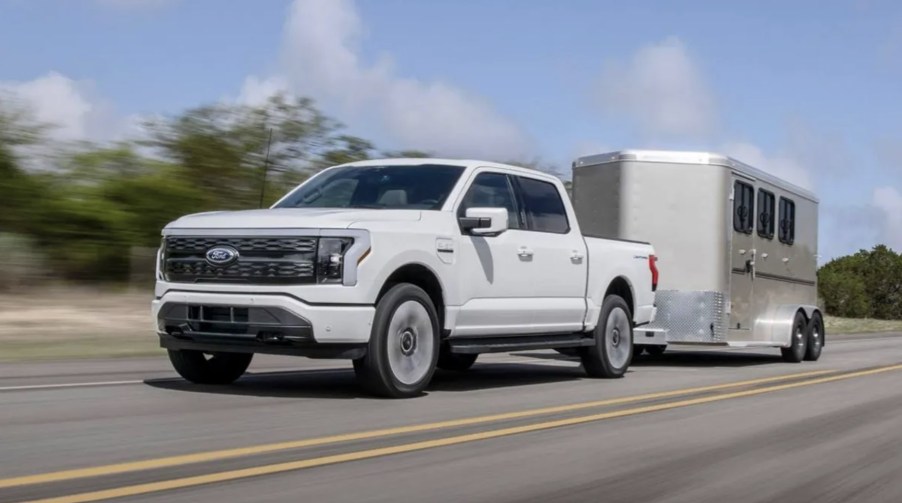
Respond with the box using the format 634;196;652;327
570;149;824;362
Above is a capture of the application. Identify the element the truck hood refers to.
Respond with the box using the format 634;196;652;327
164;208;423;230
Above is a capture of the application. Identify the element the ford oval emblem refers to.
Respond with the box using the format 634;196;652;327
205;246;239;266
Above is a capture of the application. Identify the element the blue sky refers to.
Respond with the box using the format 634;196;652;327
1;0;900;261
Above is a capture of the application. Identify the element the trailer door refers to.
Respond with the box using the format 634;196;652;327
730;178;756;331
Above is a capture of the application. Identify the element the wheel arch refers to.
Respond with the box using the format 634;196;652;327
377;262;447;332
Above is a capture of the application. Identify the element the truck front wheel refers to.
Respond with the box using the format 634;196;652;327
354;283;440;398
581;295;633;378
167;349;253;385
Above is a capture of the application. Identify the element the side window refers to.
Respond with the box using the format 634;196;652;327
757;189;775;239
457;172;521;230
515;176;570;234
733;181;755;234
779;197;796;245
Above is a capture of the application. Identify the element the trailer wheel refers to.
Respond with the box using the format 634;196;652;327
645;345;666;356
354;283;439;398
581;295;633;378
780;311;808;363
437;351;477;371
167;350;253;385
804;311;824;361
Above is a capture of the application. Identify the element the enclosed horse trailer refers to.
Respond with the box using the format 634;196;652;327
570;150;823;362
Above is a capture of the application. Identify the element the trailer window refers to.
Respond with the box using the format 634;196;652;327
733;181;755;234
757;189;776;239
779;197;796;245
515;176;570;234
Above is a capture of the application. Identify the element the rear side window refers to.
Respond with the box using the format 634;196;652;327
757;189;775;239
457;172;521;230
733;181;755;234
779;197;796;245
515;176;570;234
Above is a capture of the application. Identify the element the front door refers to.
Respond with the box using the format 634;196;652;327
453;171;539;336
730;178;756;331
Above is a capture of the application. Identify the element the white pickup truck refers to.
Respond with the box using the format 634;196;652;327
153;158;658;397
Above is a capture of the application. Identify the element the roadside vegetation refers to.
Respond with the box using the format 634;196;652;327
0;94;900;361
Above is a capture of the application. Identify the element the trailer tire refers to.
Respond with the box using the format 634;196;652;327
437;351;477;371
780;311;808;363
354;283;439;398
167;349;253;385
804;311;824;361
581;295;633;378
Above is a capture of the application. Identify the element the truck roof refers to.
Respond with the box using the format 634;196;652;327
574;149;819;203
334;157;562;182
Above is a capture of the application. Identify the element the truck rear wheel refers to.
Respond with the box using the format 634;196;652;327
804;311;824;361
167;349;253;385
354;283;439;398
437;351;477;371
780;311;808;363
581;295;633;378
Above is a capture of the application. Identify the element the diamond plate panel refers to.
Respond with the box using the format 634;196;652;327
645;290;726;343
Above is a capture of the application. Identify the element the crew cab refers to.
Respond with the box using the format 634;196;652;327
152;158;658;397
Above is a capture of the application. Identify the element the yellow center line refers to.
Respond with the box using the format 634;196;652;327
22;363;902;503
0;370;830;490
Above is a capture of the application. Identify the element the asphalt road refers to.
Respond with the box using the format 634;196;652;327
2;334;902;503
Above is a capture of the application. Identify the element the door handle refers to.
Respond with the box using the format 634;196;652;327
517;246;534;258
570;250;585;262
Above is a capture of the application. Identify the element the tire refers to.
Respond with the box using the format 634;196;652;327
167;349;253;385
354;283;440;398
780;311;809;363
581;295;633;378
645;345;666;356
804;311;824;361
437;351;478;371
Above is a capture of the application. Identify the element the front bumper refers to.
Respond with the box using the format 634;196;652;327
152;291;376;357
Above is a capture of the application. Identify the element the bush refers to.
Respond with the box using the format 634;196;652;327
818;245;902;320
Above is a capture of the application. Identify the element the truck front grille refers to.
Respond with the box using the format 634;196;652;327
163;236;317;285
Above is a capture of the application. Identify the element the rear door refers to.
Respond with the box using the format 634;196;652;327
730;177;756;331
511;174;588;332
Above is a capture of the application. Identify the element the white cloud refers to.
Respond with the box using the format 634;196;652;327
0;72;132;144
873;186;902;250
241;0;532;160
236;76;291;107
596;36;718;139
720;141;814;190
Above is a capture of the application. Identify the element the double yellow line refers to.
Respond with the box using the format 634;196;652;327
9;364;902;503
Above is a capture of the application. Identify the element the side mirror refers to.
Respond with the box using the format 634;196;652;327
459;207;509;236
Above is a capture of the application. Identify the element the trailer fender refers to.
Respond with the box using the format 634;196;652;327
755;304;818;347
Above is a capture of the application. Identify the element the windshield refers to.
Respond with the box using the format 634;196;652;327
274;164;465;210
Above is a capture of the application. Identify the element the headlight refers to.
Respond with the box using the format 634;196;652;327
316;237;353;284
157;237;167;281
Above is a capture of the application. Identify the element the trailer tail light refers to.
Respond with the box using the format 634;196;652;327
649;254;659;292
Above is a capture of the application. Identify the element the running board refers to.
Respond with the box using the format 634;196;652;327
447;334;594;354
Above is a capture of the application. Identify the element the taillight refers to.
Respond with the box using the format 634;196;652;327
649;254;658;292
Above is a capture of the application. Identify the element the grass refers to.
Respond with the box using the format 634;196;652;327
1;288;900;362
0;287;164;362
824;315;902;334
